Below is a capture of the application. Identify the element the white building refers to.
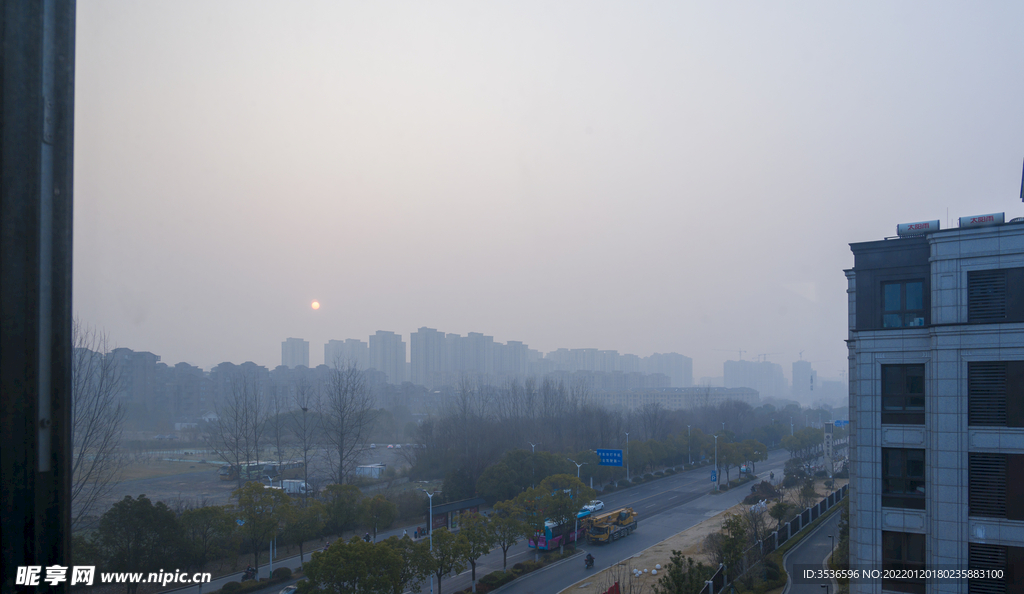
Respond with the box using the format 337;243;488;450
847;212;1024;594
281;337;309;368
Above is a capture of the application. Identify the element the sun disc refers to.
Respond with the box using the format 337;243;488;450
311;300;320;310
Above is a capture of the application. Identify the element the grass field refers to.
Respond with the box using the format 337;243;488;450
119;458;219;481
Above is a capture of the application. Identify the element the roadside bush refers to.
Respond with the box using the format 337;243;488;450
644;473;655;481
632;476;644;484
604;484;617;493
512;563;525;572
654;471;665;477
618;479;631;487
663;469;674;476
221;583;241;593
272;568;292;580
783;475;800;488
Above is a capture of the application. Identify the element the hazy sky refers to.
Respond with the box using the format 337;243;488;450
73;2;1024;381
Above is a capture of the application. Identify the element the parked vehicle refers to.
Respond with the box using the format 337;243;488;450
282;479;312;495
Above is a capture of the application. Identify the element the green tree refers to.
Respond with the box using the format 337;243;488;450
768;501;794;531
94;495;186;594
422;528;470;594
284;499;326;563
489;501;529;569
300;537;390;594
514;486;547;562
322;483;362;536
442;467;476;502
537;474;595;554
360;494;398;542
719;514;749;581
652;551;713;594
180;505;235;572
476;462;518;504
233;482;291;570
460;513;497;592
378;536;431;594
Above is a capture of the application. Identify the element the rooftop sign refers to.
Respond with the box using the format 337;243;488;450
897;220;940;237
959;212;1004;228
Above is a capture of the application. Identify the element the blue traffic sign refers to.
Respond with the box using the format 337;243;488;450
710;470;717;482
834;420;849;427
596;449;623;467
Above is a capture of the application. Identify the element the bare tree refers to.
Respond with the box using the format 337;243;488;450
207;367;268;489
319;362;374;484
637;402;668;442
289;378;321;505
71;320;128;530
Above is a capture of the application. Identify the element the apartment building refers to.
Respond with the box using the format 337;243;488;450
846;213;1023;594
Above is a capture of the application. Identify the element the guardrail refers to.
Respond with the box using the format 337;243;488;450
699;484;848;594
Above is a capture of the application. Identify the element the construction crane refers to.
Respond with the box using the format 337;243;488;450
714;349;746;360
756;353;781;362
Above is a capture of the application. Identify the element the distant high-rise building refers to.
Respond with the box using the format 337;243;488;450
723;359;787;399
644;353;694;388
324;338;369;369
281;338;309;368
369;331;406;384
410;327;446;387
792;360;818;401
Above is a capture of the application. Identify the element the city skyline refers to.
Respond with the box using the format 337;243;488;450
71;3;1024;385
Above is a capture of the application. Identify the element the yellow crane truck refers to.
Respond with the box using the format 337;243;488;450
584;507;638;544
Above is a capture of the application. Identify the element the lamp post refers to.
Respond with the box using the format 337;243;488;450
567;458;587;479
568;458;588;549
687;425;691;465
828;533;834;556
528;442;541;487
714;434;719;491
421;489;435;594
791;416;794;436
625;432;630;481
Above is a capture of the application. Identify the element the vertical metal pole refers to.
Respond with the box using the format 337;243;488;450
1;2;76;593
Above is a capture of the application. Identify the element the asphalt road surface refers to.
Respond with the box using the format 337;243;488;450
434;449;793;594
781;506;842;594
161;448;794;594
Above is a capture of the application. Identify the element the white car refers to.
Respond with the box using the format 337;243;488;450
584;500;604;512
279;586;298;594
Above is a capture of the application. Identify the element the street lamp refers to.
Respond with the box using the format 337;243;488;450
567;458;588;550
791;416;794;436
828;533;834;556
528;442;541;487
687;425;691;465
714;434;719;491
420;489;435;594
625;432;630;481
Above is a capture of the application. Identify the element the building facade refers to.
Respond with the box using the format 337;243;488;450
847;215;1024;594
281;337;309;368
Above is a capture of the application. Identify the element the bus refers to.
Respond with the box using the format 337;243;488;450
527;519;586;551
218;461;304;482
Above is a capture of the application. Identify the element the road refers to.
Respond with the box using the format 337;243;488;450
163;449;793;594
436;449;793;594
781;506;842;594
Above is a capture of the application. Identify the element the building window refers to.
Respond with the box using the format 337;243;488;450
882;531;925;594
969;361;1024;427
969;268;1024;324
882;448;925;510
968;543;1024;594
882;280;925;328
969;453;1024;521
882;364;925;425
